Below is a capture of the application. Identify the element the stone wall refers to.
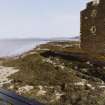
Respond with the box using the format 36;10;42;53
80;0;105;54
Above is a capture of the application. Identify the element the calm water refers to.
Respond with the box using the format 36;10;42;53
0;39;48;57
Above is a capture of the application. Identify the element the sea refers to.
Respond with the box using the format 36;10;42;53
0;37;79;57
0;39;48;57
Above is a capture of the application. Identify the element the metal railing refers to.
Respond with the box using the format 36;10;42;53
0;89;43;105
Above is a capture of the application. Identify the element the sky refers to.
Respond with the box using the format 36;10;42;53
0;0;88;39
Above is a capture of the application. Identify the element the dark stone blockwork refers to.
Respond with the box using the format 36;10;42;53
80;0;105;54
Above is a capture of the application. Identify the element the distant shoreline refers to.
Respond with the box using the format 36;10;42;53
0;38;79;58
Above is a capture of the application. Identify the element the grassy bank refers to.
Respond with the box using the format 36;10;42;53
2;41;105;105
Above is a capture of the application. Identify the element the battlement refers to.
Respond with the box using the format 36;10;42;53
92;0;100;5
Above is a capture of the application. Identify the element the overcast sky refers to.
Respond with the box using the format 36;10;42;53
0;0;87;39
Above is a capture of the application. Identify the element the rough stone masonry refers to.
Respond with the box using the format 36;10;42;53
80;0;105;54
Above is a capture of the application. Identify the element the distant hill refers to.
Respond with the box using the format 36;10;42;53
35;36;80;41
0;36;80;41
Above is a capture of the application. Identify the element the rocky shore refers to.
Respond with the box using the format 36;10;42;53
2;41;105;105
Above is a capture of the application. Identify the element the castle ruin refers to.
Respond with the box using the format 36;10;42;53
80;0;105;54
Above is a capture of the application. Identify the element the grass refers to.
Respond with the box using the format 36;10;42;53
2;41;105;105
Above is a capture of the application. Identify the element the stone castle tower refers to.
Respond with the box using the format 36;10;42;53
80;0;105;54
